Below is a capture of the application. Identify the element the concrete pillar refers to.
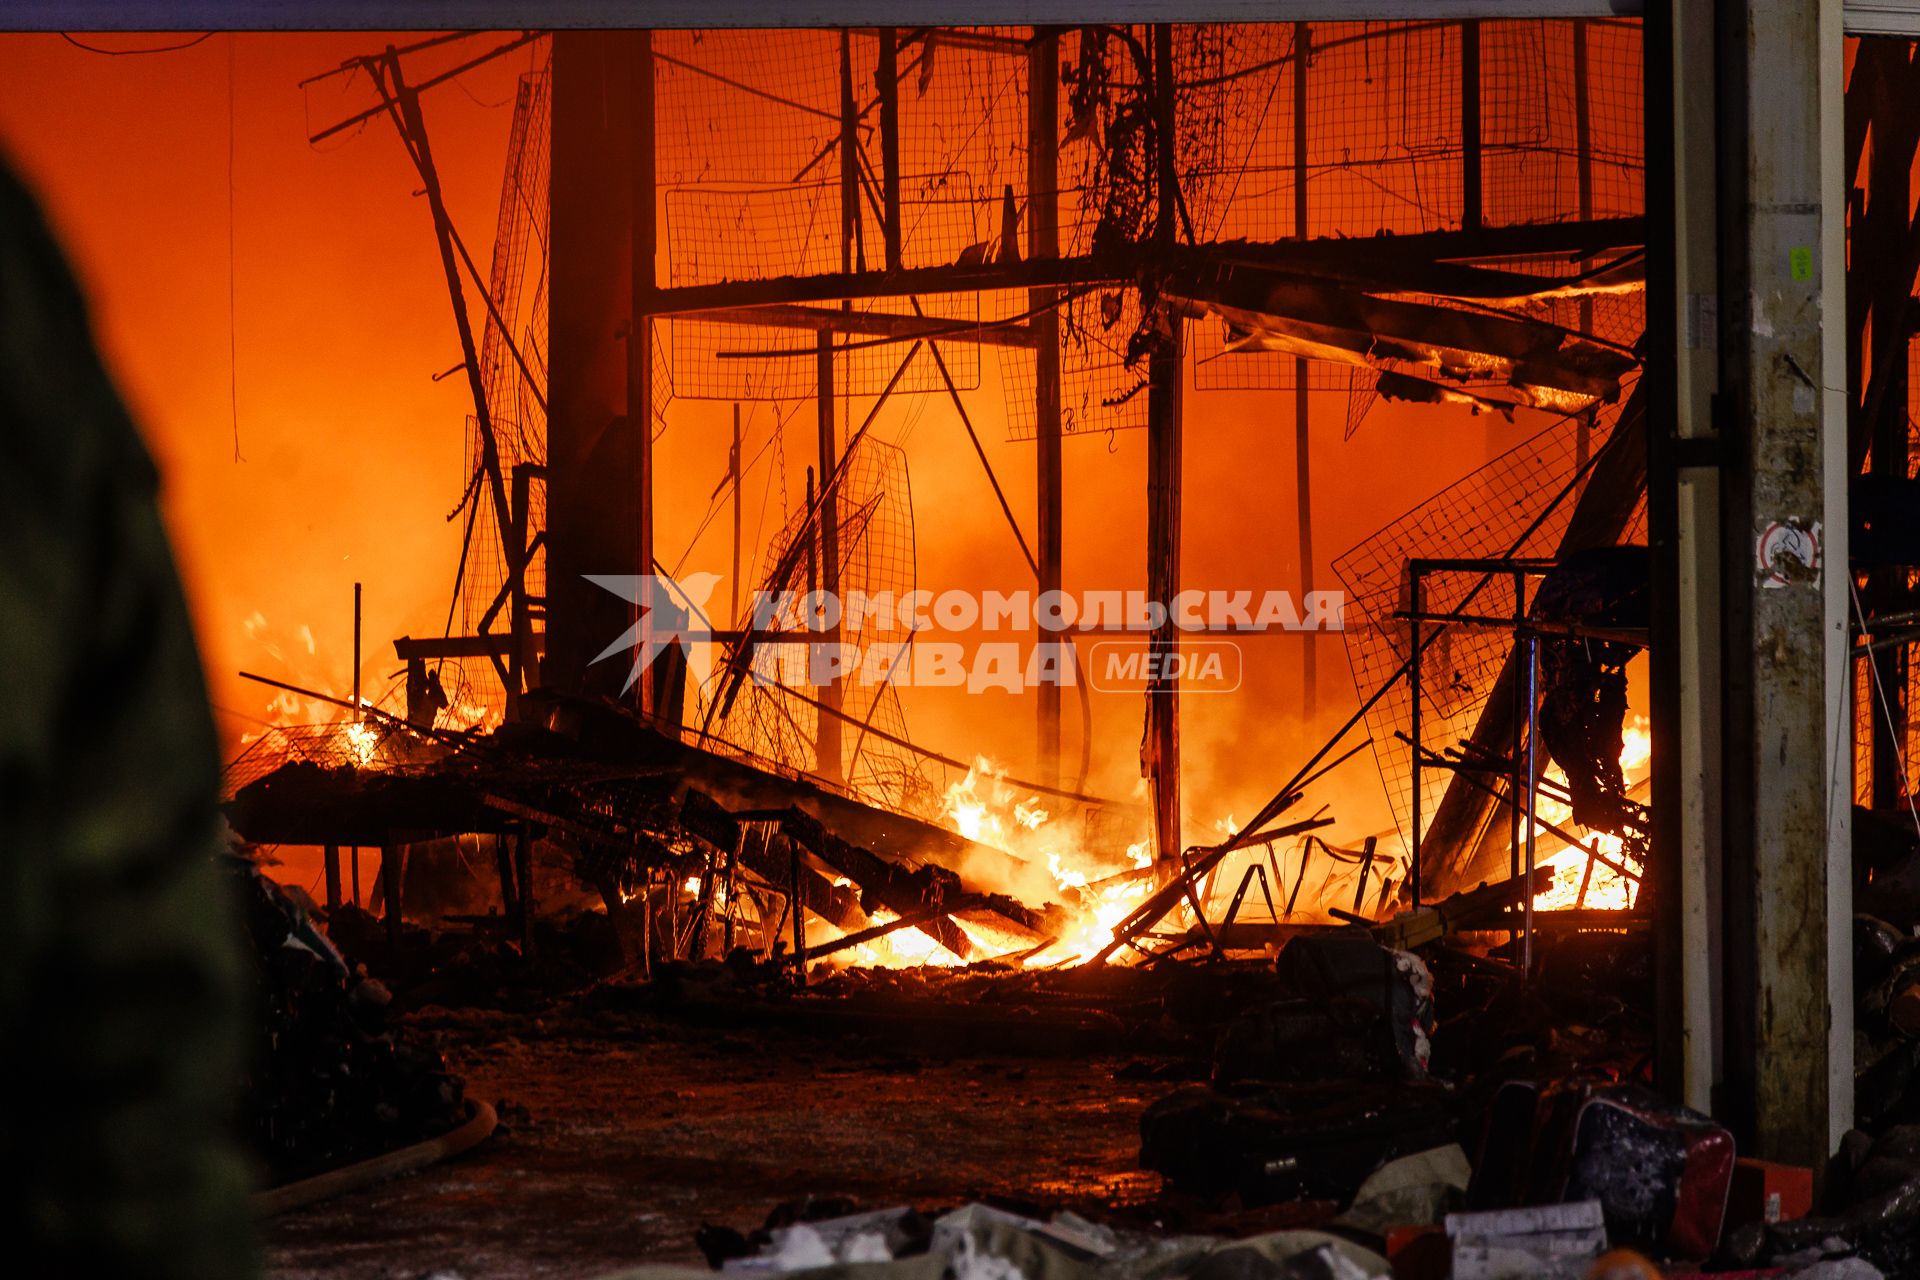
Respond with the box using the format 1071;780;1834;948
1703;0;1851;1166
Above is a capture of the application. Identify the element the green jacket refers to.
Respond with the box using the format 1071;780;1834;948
0;158;256;1279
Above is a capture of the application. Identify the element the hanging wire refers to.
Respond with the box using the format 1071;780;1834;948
227;34;244;463
60;32;214;56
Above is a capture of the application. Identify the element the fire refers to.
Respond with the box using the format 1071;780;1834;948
1530;716;1649;911
345;720;380;767
831;911;971;968
1046;842;1156;964
899;757;1157;967
236;611;502;750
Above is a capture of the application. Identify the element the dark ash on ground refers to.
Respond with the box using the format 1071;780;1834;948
262;1008;1166;1279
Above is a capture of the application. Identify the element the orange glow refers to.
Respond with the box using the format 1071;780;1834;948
1531;716;1649;912
0;26;1642;918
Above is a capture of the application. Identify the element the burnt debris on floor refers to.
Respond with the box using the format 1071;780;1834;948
232;776;1920;1280
221;671;1889;1277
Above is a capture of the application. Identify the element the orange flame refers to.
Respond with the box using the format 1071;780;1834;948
1530;716;1648;911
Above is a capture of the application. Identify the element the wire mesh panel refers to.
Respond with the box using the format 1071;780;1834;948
1331;392;1638;848
1184;20;1640;395
696;436;949;818
222;721;429;801
1001;288;1154;441
445;60;555;722
1481;19;1643;227
649;20;1642;432
657;29;1024;402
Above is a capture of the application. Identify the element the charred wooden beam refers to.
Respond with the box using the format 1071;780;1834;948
680;789;866;932
775;807;975;959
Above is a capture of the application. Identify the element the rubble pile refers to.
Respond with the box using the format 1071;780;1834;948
227;856;470;1185
675;1198;1396;1280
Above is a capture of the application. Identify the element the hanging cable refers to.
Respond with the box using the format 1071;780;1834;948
61;32;214;56
227;33;243;462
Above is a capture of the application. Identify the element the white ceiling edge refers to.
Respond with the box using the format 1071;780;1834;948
1846;1;1920;35
13;1;1647;32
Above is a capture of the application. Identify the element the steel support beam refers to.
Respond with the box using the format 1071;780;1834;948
633;218;1646;318
1146;24;1182;867
692;304;1039;348
19;4;1654;30
1648;0;1725;1121
815;331;842;784
1031;27;1064;786
547;32;651;704
1293;22;1317;720
632;30;657;716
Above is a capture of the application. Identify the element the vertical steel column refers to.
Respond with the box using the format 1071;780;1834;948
493;832;519;923
1510;569;1524;884
323;844;341;911
879;29;902;272
1574;19;1595;475
839;31;860;274
549;34;647;702
350;582;362;901
1409;566;1423;909
508;465;533;713
1147;23;1183;867
1648;0;1725;1119
382;840;403;948
815;333;842;784
730;405;742;629
1293;22;1317;720
1523;632;1538;979
1031;27;1064;786
630;30;657;717
1462;21;1482;233
352;581;362;719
